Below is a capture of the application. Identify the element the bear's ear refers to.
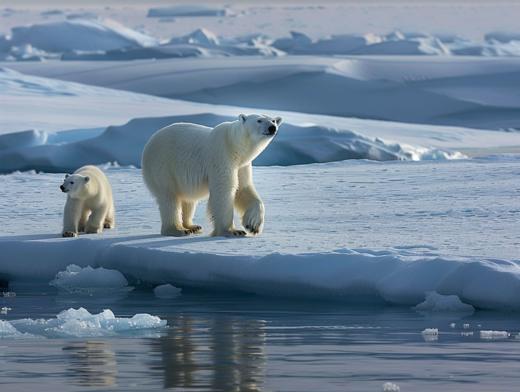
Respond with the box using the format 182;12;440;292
238;114;247;124
84;176;90;183
65;174;69;178
274;116;283;125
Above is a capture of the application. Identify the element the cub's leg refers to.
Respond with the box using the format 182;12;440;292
182;201;202;234
62;199;83;237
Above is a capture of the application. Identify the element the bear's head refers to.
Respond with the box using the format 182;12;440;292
238;114;283;142
60;173;90;198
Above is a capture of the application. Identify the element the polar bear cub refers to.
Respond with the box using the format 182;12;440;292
60;165;115;237
141;114;282;237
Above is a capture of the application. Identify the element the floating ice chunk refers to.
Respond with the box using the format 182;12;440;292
382;382;400;392
421;328;439;341
450;323;456;328
7;307;166;338
1;306;11;314
463;323;470;329
2;291;16;297
154;284;182;299
480;330;510;340
413;291;474;313
50;264;133;295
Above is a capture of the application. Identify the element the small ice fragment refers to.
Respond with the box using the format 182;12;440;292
421;328;439;341
0;307;11;314
450;323;456;328
461;331;474;337
480;330;509;340
463;323;470;329
382;382;400;392
2;292;16;297
154;284;182;299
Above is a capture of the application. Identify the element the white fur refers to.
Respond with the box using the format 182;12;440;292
141;114;282;237
61;165;115;237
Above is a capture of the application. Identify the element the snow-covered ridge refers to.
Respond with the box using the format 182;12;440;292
4;18;520;61
0;112;463;174
1;18;157;61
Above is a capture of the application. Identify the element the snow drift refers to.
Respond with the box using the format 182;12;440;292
0;18;158;60
13;56;520;130
0;113;463;174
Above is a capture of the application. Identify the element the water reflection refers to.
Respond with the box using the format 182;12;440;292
62;341;118;387
149;315;266;391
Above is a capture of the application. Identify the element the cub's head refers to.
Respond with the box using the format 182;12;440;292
238;114;283;142
60;173;90;197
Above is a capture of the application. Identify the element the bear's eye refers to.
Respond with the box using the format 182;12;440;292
70;181;74;185
257;119;262;123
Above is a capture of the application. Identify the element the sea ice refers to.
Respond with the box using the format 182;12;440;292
5;307;166;338
480;330;510;340
154;284;182;299
413;291;474;313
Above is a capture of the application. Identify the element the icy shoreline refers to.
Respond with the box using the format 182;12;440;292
1;234;520;311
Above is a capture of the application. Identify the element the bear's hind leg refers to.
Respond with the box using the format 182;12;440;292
85;206;108;234
104;204;115;229
159;195;191;236
182;201;202;234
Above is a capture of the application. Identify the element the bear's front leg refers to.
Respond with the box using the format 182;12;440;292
85;206;108;234
208;170;246;237
235;165;264;235
62;198;83;238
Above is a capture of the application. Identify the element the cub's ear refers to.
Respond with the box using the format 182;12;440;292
84;176;90;183
274;116;283;125
238;114;247;123
65;174;69;178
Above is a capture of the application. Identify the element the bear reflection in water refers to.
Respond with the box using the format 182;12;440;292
148;315;266;391
62;341;117;387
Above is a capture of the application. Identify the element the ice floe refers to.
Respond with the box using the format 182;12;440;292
2;308;166;338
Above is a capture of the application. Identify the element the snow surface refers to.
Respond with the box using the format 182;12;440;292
413;292;474;313
1;158;519;311
147;6;230;18
49;264;132;295
1;308;166;338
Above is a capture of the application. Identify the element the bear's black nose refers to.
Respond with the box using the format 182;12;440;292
268;125;276;135
60;185;65;192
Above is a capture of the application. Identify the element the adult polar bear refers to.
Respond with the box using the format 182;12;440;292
142;114;282;237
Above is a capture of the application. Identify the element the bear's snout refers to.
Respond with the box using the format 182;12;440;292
268;125;277;135
60;185;66;192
